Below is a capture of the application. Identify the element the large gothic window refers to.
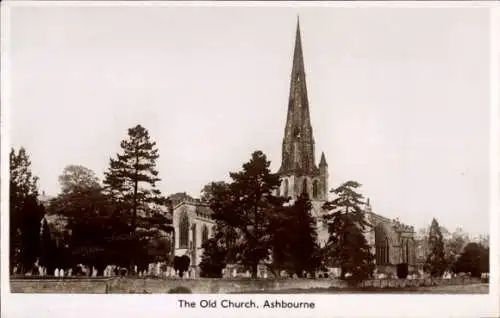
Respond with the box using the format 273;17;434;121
375;225;390;265
283;179;289;198
179;211;189;249
385;238;390;264
202;225;209;245
312;180;319;199
405;240;410;264
402;239;407;264
302;179;308;196
191;223;197;250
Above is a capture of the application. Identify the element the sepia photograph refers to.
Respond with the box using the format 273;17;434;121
2;2;499;317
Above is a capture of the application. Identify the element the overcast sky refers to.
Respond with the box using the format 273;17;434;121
8;5;491;236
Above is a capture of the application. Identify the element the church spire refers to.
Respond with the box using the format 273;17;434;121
319;152;327;166
279;17;316;176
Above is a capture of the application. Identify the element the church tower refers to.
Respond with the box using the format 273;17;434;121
278;18;329;206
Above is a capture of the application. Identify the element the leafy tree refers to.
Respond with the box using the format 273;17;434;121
200;181;228;202
103;124;168;229
137;227;173;264
414;227;428;267
174;255;191;278
424;218;447;277
478;234;489;250
453;242;489;278
445;228;469;272
9;147;40;273
202;182;239;264
18;197;45;273
58;165;100;195
10;148;39;210
322;181;375;281
199;235;228;278
210;151;287;278
48;165;112;272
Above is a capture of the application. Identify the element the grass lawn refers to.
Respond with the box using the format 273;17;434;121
238;283;489;294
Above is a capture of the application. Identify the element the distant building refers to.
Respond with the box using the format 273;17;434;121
38;191;53;206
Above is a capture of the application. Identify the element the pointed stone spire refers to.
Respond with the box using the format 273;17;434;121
319;151;328;166
292;16;304;78
279;17;316;175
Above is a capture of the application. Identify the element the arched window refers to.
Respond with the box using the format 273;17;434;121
385;237;390;264
375;224;390;265
179;211;189;249
406;240;410;265
302;178;308;196
191;223;197;249
312;180;319;199
402;239;407;263
283;179;289;198
202;225;209;245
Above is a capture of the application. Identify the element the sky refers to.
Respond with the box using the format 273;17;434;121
7;5;491;237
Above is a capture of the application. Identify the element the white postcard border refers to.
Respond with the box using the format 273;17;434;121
1;2;499;318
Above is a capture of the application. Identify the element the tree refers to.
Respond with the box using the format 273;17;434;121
58;165;100;195
478;234;489;250
200;181;228;202
48;165;111;272
18;197;45;273
103;125;168;229
453;242;488;278
414;227;428;267
10;148;39;210
199;236;228;278
424;218;447;277
268;206;293;276
210;151;287;278
174;255;191;278
322;181;375;281
10;147;40;273
269;193;321;277
445;228;469;272
38;218;58;274
137;227;173;265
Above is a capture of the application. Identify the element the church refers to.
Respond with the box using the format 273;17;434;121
171;18;417;278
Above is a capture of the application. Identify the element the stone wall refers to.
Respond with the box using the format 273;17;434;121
358;277;482;288
11;277;346;294
10;276;484;294
10;278;112;293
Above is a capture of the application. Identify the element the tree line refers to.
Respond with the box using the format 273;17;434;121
420;219;489;279
10;124;490;281
198;152;375;280
10;125;172;275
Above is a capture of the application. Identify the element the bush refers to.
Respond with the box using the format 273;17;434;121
168;286;192;294
173;255;190;278
396;263;408;279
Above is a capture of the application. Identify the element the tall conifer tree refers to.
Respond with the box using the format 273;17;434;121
10;147;43;273
424;218;447;277
323;181;374;281
103;125;168;229
211;151;287;278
